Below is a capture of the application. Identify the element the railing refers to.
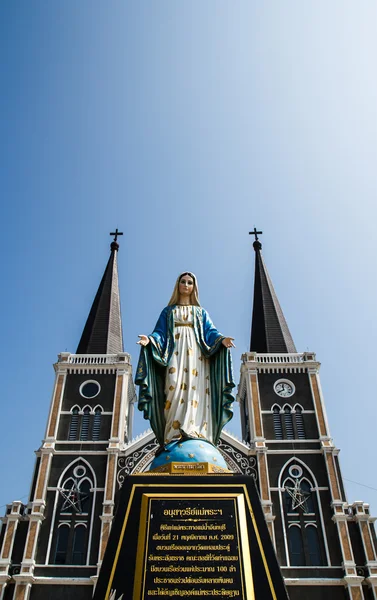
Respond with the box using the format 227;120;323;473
57;353;130;365
242;352;316;364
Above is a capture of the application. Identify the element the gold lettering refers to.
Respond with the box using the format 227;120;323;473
152;533;171;541
163;508;223;518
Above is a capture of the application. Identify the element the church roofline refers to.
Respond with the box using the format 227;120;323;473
249;233;296;353
76;233;124;355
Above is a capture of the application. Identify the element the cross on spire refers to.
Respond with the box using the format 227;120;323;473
110;229;123;242
249;227;263;242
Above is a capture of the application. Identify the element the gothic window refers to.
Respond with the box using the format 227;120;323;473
283;406;294;439
92;407;102;440
68;407;79;440
295;406;306;439
50;461;95;565
273;406;283;439
80;407;90;440
279;460;327;566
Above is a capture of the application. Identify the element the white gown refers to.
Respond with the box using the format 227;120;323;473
164;305;213;444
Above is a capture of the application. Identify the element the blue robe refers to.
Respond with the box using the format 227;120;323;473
136;305;235;446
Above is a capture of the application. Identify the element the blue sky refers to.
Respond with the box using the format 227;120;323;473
1;2;377;511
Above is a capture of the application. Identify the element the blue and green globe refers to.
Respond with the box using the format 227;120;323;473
149;438;229;472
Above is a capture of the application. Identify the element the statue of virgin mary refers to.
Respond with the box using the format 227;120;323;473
136;272;235;450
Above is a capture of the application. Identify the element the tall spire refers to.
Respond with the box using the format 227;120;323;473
249;230;296;353
76;232;124;354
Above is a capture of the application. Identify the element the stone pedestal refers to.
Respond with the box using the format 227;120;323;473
93;474;289;600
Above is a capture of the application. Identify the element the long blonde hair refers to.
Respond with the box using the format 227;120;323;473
168;272;201;306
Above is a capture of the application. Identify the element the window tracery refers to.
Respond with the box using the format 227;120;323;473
50;459;96;565
279;459;327;566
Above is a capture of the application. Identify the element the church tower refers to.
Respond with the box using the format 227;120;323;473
239;232;377;600
2;231;377;600
0;234;135;600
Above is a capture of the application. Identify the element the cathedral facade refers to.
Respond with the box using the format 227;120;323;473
0;236;376;600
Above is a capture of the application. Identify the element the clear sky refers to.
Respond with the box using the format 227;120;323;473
1;2;377;512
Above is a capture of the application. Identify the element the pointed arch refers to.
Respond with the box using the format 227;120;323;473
68;406;80;440
92;406;103;441
283;406;294;439
47;457;97;566
272;405;283;439
294;405;306;439
56;456;97;489
278;457;330;567
80;407;91;440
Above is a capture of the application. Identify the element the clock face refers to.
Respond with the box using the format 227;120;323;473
274;380;295;398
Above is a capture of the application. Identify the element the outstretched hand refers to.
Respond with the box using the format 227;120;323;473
222;337;235;349
137;335;150;346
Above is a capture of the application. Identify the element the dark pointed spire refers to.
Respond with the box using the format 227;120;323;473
76;232;124;354
249;231;296;353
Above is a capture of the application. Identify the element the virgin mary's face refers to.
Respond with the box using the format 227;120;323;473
179;275;194;297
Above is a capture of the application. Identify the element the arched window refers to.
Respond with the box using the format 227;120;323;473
273;406;283;439
50;460;95;565
279;460;327;566
80;407;90;440
54;524;69;564
72;524;87;565
68;407;79;441
306;525;322;566
295;406;306;439
284;406;294;439
92;407;102;440
288;525;305;566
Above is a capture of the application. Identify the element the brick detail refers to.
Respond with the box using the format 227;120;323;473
338;521;353;562
361;521;376;562
310;373;327;436
100;522;110;561
14;585;28;600
326;453;341;500
24;522;38;560
35;453;50;500
1;521;15;559
250;374;262;437
48;374;65;438
105;454;116;502
258;454;270;501
350;587;363;600
111;375;123;438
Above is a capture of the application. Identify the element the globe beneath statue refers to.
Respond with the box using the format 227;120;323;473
149;438;230;474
